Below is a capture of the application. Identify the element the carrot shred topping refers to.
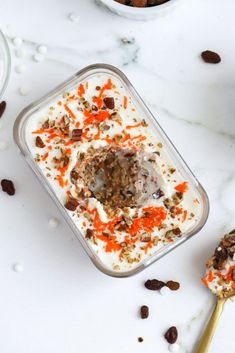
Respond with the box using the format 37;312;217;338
126;123;141;129
98;78;112;98
182;210;188;223
42;152;48;161
92;96;103;109
64;104;76;122
175;182;188;193
78;83;85;97
123;96;127;109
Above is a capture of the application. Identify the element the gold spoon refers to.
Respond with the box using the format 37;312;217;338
194;289;235;353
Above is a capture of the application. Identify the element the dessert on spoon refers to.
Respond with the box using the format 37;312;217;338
195;230;235;353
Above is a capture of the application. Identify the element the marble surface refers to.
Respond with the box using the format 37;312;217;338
0;0;235;352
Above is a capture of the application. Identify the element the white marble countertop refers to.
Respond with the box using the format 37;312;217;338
0;0;235;352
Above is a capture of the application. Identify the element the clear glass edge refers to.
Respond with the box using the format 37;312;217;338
0;29;11;99
13;63;210;278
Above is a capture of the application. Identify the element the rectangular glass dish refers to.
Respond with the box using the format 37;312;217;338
14;64;209;277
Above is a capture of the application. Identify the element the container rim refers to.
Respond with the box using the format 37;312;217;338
13;63;210;278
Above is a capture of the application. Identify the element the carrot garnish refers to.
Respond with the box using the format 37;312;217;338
207;271;214;282
201;277;208;288
78;83;85;97
64;104;76;122
98;78;112;98
175;182;188;193
57;175;65;188
92;96;103;109
42;152;48;161
182;210;188;223
123;96;127;109
126;123;141;129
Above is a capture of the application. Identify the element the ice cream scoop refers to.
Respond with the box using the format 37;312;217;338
195;230;235;353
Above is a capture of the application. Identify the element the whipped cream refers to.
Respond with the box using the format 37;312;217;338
25;73;203;273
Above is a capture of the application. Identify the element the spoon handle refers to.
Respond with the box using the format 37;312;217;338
194;297;226;353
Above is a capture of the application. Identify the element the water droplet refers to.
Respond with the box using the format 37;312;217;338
13;263;24;273
0;141;8;151
12;37;23;46
160;286;171;296
15;64;26;73
37;45;48;54
68;12;80;22
48;217;59;228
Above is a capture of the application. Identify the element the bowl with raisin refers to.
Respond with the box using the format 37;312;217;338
97;0;182;20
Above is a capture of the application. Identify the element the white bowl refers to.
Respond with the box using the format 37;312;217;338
97;0;182;21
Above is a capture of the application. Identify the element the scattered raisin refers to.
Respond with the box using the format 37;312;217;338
132;0;147;6
140;305;149;319
64;197;79;211
0;101;6;118
1;179;15;196
215;247;228;261
145;279;165;290
166;281;180;291
201;50;221;64
35;136;45;148
164;326;178;344
103;97;115;109
138;337;144;343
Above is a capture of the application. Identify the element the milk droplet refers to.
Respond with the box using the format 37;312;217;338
13;263;24;273
19;86;29;96
37;45;48;54
0;141;8;150
68;12;80;22
48;217;59;228
15;64;26;73
12;37;23;46
160;286;171;296
168;343;180;352
15;48;25;58
33;53;44;62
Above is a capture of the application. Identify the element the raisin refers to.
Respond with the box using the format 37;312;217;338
0;101;6;118
1;179;15;196
72;129;83;141
144;279;165;290
164;326;178;344
152;188;164;199
140;305;149;319
138;337;144;343
215;247;228;261
132;0;147;6
64;197;79;211
201;50;221;64
86;228;94;239
166;281;180;291
103;97;115;109
35;136;45;148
